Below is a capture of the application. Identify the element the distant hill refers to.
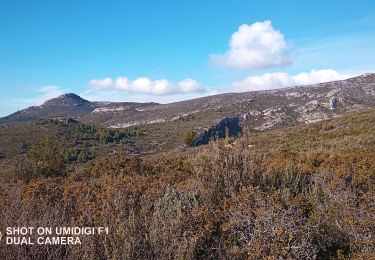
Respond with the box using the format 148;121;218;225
1;73;375;136
0;93;98;124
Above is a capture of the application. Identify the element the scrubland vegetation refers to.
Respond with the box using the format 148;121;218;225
0;109;375;259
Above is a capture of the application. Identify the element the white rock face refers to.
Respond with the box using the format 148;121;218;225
295;100;319;114
254;113;286;130
263;107;282;116
285;92;303;98
110;118;168;128
92;106;126;113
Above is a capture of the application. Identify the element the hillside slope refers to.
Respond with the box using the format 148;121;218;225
86;73;375;130
1;74;375;132
1;109;374;259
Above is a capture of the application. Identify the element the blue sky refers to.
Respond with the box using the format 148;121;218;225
1;0;375;116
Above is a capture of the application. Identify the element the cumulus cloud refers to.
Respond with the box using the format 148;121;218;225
211;20;294;70
232;69;354;92
88;77;113;89
88;77;206;95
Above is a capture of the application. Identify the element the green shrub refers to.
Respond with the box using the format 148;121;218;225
27;139;66;177
183;130;196;146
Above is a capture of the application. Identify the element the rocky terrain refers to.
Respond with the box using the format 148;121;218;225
192;116;242;146
1;73;375;150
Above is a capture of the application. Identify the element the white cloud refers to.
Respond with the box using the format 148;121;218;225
88;77;206;95
80;89;219;105
211;20;294;70
0;85;67;116
88;77;113;89
232;69;354;92
18;85;65;106
38;85;65;98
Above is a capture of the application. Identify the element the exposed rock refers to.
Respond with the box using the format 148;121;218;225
110;118;169;128
249;110;262;117
242;113;251;120
52;116;78;125
93;106;127;113
1;73;375;133
297;112;331;124
329;97;337;110
295;100;319;114
193;117;242;146
255;111;287;130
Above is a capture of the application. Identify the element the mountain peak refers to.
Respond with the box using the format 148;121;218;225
58;93;83;99
42;93;89;107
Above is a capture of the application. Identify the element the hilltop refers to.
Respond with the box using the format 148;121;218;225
1;73;374;153
1;74;375;130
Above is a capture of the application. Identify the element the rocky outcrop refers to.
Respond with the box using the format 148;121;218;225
193;117;242;146
51;116;78;125
329;97;337;110
1;73;375;131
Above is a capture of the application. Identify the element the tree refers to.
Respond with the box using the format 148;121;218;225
28;139;66;177
183;130;196;146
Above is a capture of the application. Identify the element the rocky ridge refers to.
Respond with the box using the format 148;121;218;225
1;73;375;133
